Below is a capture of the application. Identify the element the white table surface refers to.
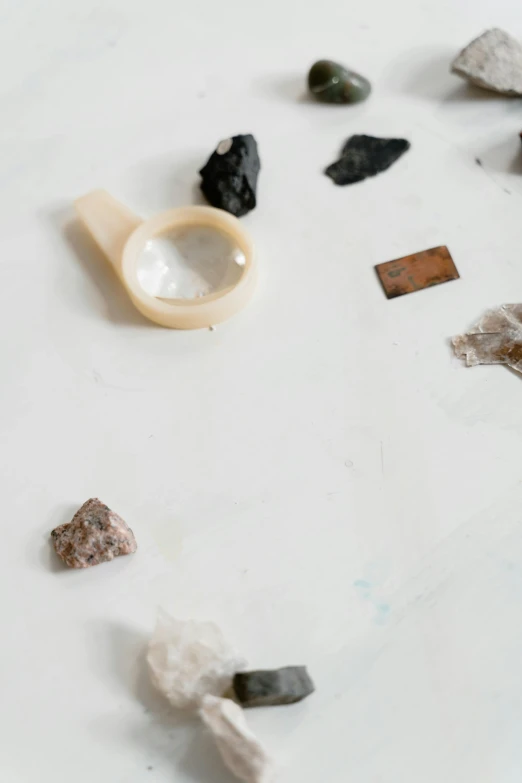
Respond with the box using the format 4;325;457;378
2;1;522;781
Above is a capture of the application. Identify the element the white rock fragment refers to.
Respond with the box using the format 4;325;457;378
451;28;522;95
200;695;273;783
147;610;246;710
453;304;522;373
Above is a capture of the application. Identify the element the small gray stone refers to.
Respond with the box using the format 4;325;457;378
451;28;522;95
232;666;315;708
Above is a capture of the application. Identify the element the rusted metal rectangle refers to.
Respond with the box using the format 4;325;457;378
375;245;459;299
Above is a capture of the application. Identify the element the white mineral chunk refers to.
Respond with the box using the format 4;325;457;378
200;695;273;783
147;610;246;710
451;28;522;95
452;304;522;373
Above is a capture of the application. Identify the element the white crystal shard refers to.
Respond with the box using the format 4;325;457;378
147;610;246;710
451;29;522;95
453;304;522;373
200;695;273;783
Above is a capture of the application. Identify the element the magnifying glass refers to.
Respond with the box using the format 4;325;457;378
75;190;257;329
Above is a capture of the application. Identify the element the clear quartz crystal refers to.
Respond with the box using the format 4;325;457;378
147;610;246;710
453;304;522;373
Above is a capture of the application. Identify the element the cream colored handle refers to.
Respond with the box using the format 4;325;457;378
75;190;142;275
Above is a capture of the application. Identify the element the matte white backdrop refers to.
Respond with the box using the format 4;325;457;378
1;1;522;781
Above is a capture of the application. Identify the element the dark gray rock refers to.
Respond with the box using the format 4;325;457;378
232;666;315;708
199;134;260;217
325;134;410;186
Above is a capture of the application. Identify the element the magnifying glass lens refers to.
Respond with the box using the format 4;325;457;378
136;225;245;300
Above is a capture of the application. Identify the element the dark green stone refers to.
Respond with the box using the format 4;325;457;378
308;59;371;104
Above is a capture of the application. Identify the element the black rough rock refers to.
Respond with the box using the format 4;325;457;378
232;666;315;708
199;134;260;217
325;134;410;186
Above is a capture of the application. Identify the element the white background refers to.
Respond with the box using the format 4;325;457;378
2;1;522;781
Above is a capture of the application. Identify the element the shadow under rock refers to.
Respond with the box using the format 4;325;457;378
385;47;457;100
98;622;233;783
440;81;518;104
254;73;315;104
478;134;522;176
385;45;522;108
125;153;208;213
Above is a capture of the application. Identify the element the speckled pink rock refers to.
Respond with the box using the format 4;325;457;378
51;498;137;568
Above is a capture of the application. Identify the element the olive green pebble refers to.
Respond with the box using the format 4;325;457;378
308;59;371;104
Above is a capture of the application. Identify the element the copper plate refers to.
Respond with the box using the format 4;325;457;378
375;245;459;299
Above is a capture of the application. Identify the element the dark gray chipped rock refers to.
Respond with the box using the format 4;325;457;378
51;498;137;568
325;134;410;186
199;134;260;217
232;666;315;708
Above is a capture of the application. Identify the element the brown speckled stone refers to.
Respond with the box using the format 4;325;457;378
51;498;137;568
